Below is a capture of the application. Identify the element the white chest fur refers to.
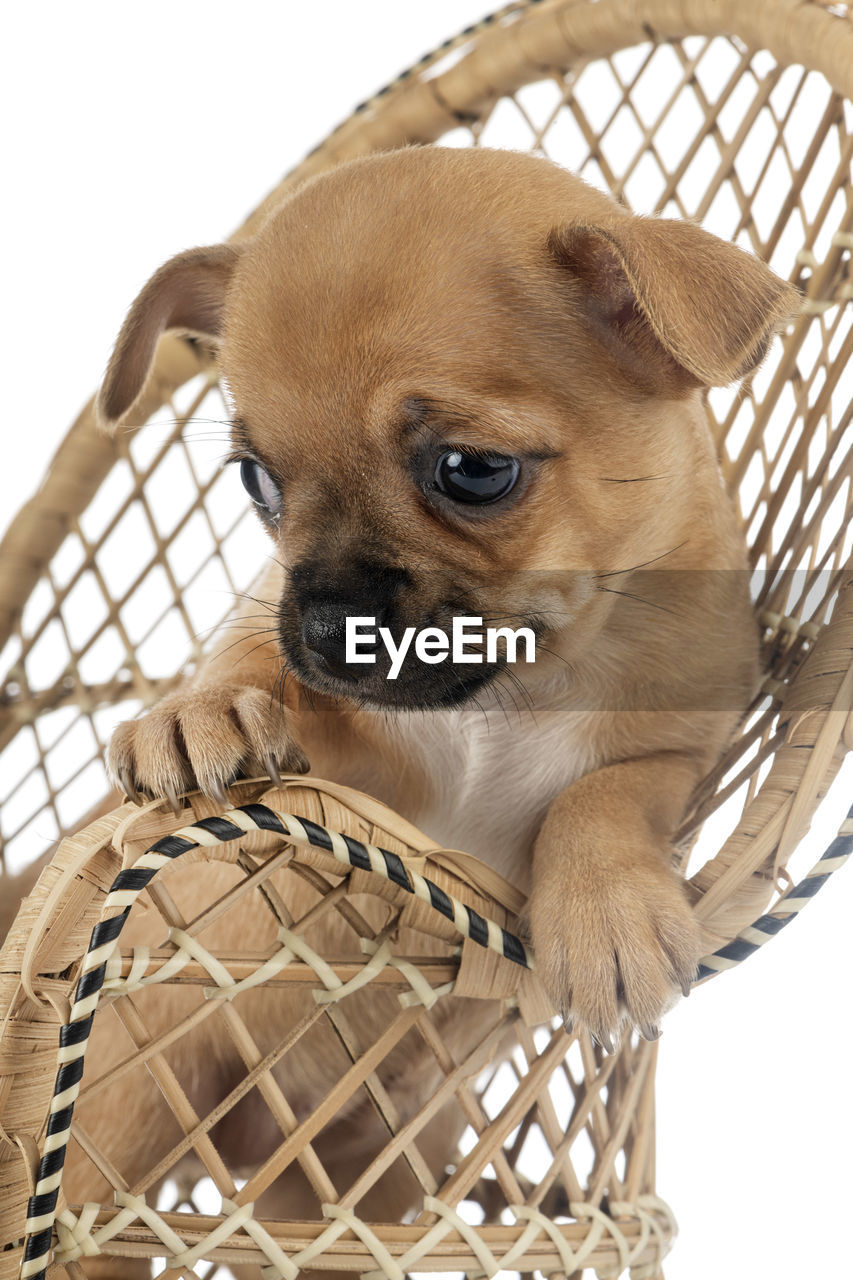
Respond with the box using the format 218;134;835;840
371;701;598;893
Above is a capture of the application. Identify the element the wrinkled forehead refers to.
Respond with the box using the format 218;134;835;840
220;157;565;423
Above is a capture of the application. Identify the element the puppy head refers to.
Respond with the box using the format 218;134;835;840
98;147;799;709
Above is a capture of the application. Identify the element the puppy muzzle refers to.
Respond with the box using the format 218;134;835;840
280;558;506;708
300;599;382;681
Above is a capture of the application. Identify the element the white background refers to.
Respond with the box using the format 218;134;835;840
2;3;852;1278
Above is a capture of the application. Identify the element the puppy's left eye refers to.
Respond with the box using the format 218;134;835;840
435;450;520;504
240;459;282;516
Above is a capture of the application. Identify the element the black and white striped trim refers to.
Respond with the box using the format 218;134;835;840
695;803;853;981
20;800;852;1279
20;803;531;1280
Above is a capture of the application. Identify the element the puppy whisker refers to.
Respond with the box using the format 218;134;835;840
533;644;575;673
229;637;283;668
178;416;237;430
271;663;293;715
596;585;682;616
214;616;279;627
501;665;538;719
594;539;690;579
210;629;281;664
599;474;670;483
491;674;527;726
184;617;278;645
229;591;278;612
487;681;515;732
485;665;536;727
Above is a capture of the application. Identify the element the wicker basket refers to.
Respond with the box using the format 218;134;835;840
2;1;852;1276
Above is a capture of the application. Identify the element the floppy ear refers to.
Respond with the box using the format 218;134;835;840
549;217;801;390
96;243;243;430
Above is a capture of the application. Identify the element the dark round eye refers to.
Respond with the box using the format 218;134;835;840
240;459;282;515
434;450;520;504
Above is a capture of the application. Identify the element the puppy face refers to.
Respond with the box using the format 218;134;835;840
99;147;798;711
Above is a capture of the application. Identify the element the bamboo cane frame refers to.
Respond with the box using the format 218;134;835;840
2;0;853;1276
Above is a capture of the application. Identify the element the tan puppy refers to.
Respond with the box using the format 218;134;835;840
49;145;798;1273
100;146;797;1041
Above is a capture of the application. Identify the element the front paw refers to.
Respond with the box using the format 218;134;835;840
528;856;702;1048
107;682;309;807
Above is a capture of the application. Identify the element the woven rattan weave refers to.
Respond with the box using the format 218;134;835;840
2;1;853;1276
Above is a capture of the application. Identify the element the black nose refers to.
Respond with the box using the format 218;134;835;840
300;601;375;680
293;558;410;681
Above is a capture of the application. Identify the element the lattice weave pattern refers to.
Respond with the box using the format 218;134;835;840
2;779;672;1279
17;794;853;1279
2;3;853;1279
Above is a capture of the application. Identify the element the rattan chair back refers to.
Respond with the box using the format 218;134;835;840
1;3;852;1277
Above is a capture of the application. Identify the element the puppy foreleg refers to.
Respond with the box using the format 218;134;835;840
527;752;705;1046
108;564;308;804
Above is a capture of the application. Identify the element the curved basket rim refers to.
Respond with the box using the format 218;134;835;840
5;764;852;1276
2;777;672;1280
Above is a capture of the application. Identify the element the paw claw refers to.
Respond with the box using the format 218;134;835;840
208;779;231;809
118;769;144;806
163;784;182;816
530;850;702;1048
107;682;308;811
592;1030;616;1055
